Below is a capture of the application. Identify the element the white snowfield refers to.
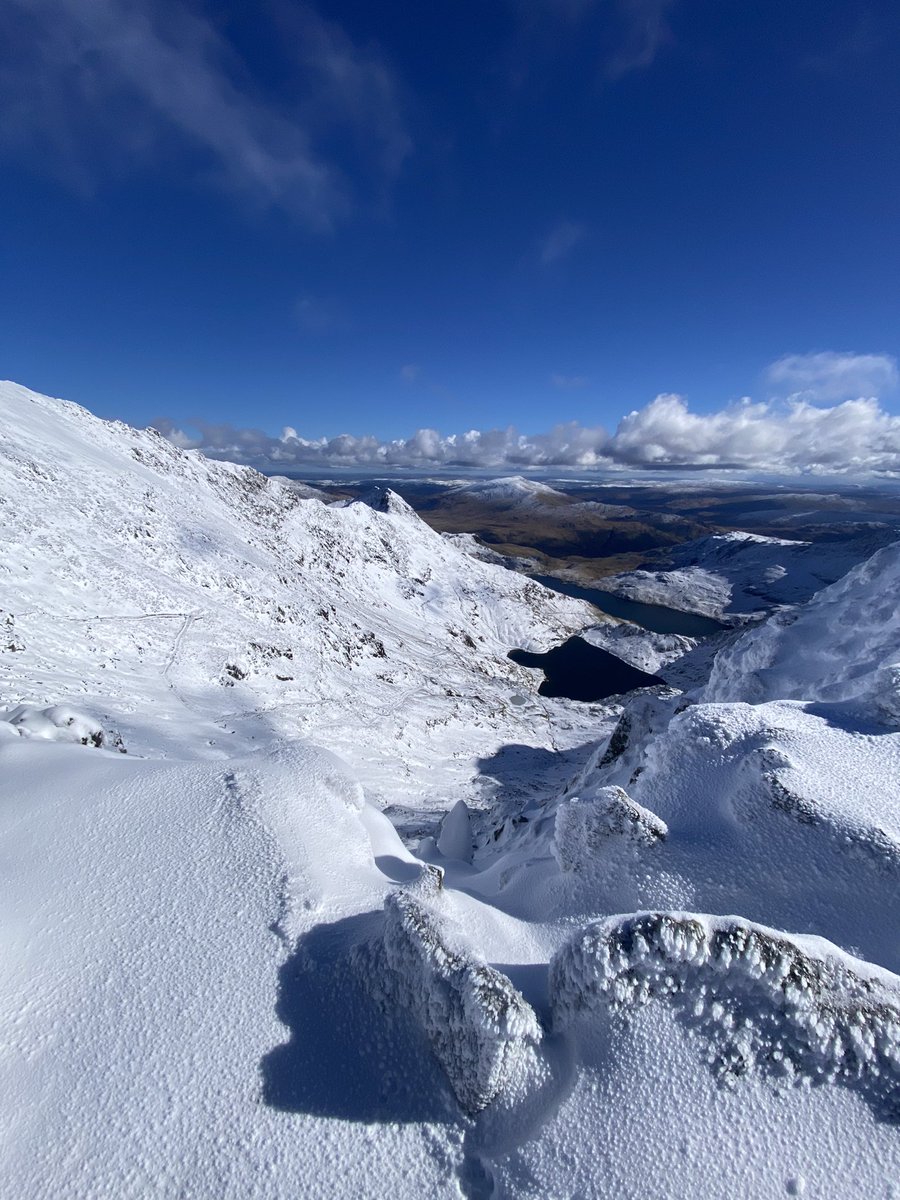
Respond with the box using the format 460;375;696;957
602;528;897;619
444;475;570;506
2;380;900;1198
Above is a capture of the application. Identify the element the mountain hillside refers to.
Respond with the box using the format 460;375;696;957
0;380;601;804
601;529;896;619
2;382;899;1199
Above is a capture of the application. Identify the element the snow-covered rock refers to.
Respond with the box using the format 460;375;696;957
1;702;124;749
581;621;696;676
552;785;667;872
437;798;474;861
551;911;900;1120
380;867;543;1113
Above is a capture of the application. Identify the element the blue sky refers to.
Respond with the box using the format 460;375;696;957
2;0;899;467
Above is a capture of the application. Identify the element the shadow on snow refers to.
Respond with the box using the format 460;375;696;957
260;911;455;1124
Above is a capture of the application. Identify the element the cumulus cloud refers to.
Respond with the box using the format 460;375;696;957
765;352;898;402
154;391;900;477
0;0;409;226
606;393;900;471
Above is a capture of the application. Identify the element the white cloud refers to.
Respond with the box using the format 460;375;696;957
765;352;898;402
0;0;410;227
539;220;586;265
155;391;900;477
399;364;421;383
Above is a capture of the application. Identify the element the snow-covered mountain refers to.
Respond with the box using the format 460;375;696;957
444;475;570;506
0;381;601;802
601;528;896;619
3;381;900;1199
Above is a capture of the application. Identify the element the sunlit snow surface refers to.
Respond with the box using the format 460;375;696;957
2;381;900;1198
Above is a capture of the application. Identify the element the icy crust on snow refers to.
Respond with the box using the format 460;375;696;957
551;912;900;1120
381;867;543;1113
703;539;900;724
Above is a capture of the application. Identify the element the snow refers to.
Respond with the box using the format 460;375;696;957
552;785;668;873
0;380;600;795
378;867;544;1114
551;910;900;1120
702;539;900;723
3;379;900;1198
445;475;568;505
581;621;696;676
1;701;120;747
437;799;474;861
602;529;897;619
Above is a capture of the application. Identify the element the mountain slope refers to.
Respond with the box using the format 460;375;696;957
3;382;900;1199
601;529;896;619
0;380;601;803
702;539;900;720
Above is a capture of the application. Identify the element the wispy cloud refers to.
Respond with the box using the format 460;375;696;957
0;0;410;227
765;352;898;402
605;0;677;80
154;352;900;476
399;364;421;383
551;373;589;389
295;294;348;335
539;220;586;265
506;0;677;86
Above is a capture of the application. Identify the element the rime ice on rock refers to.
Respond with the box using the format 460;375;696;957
553;786;667;873
551;911;900;1120
381;867;542;1113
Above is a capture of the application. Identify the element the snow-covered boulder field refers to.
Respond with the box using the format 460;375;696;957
3;380;900;1198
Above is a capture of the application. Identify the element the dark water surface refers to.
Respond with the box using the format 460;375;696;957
509;638;664;702
531;574;726;637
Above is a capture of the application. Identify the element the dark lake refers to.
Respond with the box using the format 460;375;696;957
509;637;664;702
531;574;726;637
